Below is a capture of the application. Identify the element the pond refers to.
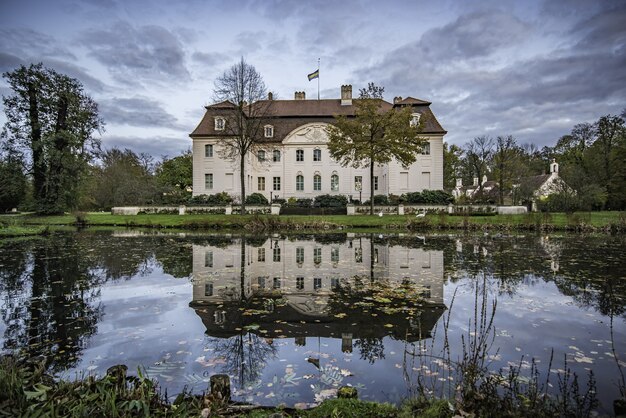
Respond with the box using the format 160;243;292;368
0;230;624;414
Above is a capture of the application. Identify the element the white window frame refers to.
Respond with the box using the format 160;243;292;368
313;174;321;191
331;174;339;191
354;176;362;191
204;144;213;158
410;113;420;127
258;176;265;191
273;176;281;191
296;174;304;191
374;176;379;191
273;149;281;162
264;125;274;138
296;149;304;162
313;148;321;162
205;173;213;190
257;150;266;162
215;117;225;130
421;142;431;155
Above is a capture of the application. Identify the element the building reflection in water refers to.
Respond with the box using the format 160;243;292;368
190;234;445;352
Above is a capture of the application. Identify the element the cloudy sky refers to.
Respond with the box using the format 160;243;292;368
1;0;624;158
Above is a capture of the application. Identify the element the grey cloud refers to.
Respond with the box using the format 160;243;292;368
402;10;530;64
42;59;106;92
100;96;183;129
102;134;191;159
80;21;190;81
0;52;24;73
356;7;625;148
191;51;229;67
570;6;626;51
0;54;105;93
0;28;77;61
234;31;267;54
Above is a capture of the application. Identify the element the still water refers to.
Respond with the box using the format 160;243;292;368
0;231;624;413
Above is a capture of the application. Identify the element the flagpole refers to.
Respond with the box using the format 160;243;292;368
317;57;320;100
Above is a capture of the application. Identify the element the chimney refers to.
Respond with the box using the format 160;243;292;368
456;178;462;188
294;91;305;100
341;85;352;105
268;92;273;100
482;175;488;185
393;96;403;104
473;177;478;187
550;159;559;174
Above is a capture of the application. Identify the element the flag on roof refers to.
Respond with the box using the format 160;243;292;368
307;69;319;81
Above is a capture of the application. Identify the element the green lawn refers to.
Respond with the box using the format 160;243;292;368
0;224;48;237
7;211;624;232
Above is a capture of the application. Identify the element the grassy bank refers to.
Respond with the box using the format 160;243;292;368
1;352;605;417
10;211;625;232
0;224;48;237
0;355;446;417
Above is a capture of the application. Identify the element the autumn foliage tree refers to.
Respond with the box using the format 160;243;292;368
326;83;426;215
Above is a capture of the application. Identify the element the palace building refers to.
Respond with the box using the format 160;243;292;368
190;85;446;202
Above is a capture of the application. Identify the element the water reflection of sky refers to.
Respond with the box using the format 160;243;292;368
0;232;624;415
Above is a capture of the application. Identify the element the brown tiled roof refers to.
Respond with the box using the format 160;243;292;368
395;96;432;105
190;96;447;138
520;174;550;191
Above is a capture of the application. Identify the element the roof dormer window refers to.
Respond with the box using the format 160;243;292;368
410;113;421;128
215;117;225;131
264;125;274;138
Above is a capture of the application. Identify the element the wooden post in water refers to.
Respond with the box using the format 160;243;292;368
210;374;231;401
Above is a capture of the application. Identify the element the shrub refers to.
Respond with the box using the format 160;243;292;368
188;192;233;206
314;194;348;208
373;194;389;205
284;198;313;208
244;193;269;205
403;190;454;205
388;194;405;205
537;192;579;213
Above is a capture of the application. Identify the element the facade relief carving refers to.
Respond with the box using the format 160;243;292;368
286;123;330;145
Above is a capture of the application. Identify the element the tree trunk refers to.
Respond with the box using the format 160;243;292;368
370;234;375;282
369;158;375;215
240;237;246;301
240;155;246;214
46;95;69;211
28;82;45;202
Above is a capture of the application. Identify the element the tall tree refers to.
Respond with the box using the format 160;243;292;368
443;142;463;191
213;58;270;213
0;147;27;211
326;83;426;215
90;148;159;210
464;135;494;194
492;135;519;205
592;115;625;209
1;64;103;213
155;150;192;204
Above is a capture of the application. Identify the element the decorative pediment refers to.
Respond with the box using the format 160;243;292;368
283;123;330;145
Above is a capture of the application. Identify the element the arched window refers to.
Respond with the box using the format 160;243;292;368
313;174;321;191
273;149;281;162
257;150;266;162
296;174;304;191
331;173;339;191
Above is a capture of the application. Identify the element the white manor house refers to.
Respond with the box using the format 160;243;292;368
190;85;446;202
